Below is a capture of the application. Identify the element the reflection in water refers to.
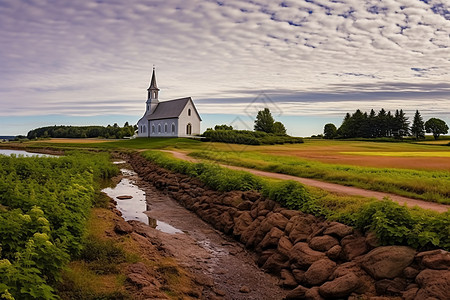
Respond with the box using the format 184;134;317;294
0;149;56;157
102;168;183;234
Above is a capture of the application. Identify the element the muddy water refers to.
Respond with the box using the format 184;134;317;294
106;162;287;300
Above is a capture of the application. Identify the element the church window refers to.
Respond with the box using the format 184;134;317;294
186;123;192;135
152;125;155;133
171;123;175;134
143;125;146;133
158;124;161;133
164;124;168;133
188;108;191;116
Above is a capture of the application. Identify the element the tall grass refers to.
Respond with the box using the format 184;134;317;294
190;150;450;204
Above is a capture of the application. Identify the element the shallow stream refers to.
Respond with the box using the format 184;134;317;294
102;160;287;299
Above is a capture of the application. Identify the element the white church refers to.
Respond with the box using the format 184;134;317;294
137;68;201;137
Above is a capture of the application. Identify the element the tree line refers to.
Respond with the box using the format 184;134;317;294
202;108;303;145
324;109;449;140
27;123;137;139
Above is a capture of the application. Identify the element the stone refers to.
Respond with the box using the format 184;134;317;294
309;235;339;252
323;222;353;238
240;219;261;245
116;195;133;199
420;250;450;270
233;211;253;237
239;285;250;293
262;252;290;274
114;218;133;234
375;279;405;296
341;234;368;260
242;190;261;202
258;227;284;250
403;266;420;279
237;200;253;211
365;231;380;248
305;286;324;300
415;269;450;300
284;285;308;299
289;242;326;269
288;215;315;243
280;269;298;288
292;269;305;283
304;258;337;286
326;245;342;260
280;209;301;219
361;246;416;280
259;212;289;233
277;236;293;257
257;249;277;267
319;273;362;298
402;287;419;300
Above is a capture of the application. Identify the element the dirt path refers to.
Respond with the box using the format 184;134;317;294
115;163;288;299
163;150;450;213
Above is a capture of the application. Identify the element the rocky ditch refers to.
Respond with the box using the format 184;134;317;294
128;153;450;300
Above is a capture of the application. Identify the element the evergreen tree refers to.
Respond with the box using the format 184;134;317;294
273;121;287;135
368;109;377;138
411;110;425;139
254;108;275;133
393;109;409;138
377;108;388;137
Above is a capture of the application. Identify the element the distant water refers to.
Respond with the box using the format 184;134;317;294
0;136;15;141
0;149;55;157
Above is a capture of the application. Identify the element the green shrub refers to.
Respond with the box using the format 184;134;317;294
0;152;118;299
202;129;303;145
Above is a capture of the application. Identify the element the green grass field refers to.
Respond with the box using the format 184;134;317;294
4;137;450;204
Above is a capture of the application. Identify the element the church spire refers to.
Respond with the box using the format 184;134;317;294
147;67;159;100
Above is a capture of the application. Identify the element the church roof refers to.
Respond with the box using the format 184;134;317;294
148;97;201;120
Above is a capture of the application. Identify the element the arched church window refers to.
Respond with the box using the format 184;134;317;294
186;123;192;135
164;124;168;133
158;124;161;133
143;125;146;133
152;125;155;133
171;123;175;134
188;108;191;116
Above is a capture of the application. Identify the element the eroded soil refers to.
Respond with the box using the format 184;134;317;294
110;162;288;300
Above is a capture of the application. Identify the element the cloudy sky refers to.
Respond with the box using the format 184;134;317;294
0;0;449;136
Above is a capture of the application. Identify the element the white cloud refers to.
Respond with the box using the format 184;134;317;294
0;0;449;129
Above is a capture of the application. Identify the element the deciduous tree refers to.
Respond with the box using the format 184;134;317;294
425;118;449;140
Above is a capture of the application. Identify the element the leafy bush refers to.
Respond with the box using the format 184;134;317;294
202;129;303;145
0;152;118;299
355;200;449;249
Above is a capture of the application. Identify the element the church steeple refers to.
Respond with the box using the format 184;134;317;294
147;67;159;101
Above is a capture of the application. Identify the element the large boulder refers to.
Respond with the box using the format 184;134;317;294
361;246;416;280
258;227;284;250
323;222;353;238
415;269;450;300
262;252;290;274
277;236;293;257
416;249;450;270
309;235;339;252
233;211;254;237
304;258;337;286
259;212;289;233
319;273;362;298
341;234;368;260
114;218;133;234
287;215;315;243
289;242;326;269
